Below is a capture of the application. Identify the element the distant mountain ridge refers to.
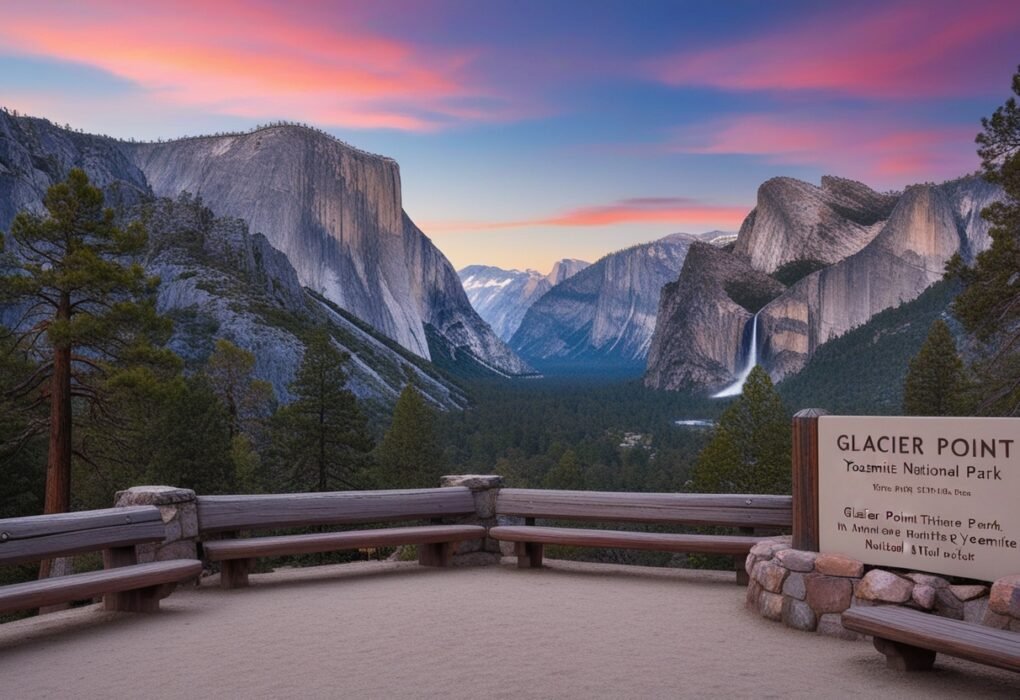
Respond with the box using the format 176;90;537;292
510;233;700;370
458;258;589;341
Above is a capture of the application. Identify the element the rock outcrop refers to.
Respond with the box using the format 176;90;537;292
733;176;898;274
511;234;697;369
644;174;1003;392
459;258;589;341
645;242;784;389
123;124;528;375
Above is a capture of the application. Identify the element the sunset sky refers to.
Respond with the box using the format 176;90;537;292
2;0;1018;271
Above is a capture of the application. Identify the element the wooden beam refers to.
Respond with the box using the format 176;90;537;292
219;558;251;589
792;408;826;551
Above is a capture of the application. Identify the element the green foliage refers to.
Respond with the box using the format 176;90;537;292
205;339;275;438
947;65;1020;415
269;329;374;491
692;366;791;494
902;320;969;416
437;377;715;492
771;259;827;286
373;383;445;488
0;169;176;512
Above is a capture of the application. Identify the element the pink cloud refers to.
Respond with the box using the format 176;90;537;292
421;197;749;233
0;0;519;131
668;114;978;184
648;0;1020;98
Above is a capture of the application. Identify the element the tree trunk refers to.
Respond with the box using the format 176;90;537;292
40;293;73;586
44;292;73;516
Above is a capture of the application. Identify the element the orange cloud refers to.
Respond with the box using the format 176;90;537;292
648;1;1020;98
0;0;507;131
422;197;749;233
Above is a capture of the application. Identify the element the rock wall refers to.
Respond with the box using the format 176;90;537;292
745;537;1020;637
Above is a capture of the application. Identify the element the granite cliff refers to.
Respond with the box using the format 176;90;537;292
123;124;528;375
645;175;1002;392
511;234;697;369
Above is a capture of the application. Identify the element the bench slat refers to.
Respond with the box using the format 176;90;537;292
495;489;792;528
197;488;477;533
203;525;486;561
490;525;764;555
842;606;1020;673
0;560;202;614
0;510;168;566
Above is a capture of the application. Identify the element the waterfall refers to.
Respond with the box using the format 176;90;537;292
712;311;760;398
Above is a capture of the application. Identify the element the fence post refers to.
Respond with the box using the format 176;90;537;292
792;409;827;551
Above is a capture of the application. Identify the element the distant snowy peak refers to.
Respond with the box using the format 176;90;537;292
458;259;589;342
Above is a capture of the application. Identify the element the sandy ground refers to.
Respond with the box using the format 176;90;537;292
0;559;1017;699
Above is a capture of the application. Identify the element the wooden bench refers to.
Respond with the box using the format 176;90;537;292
197;488;485;588
489;489;791;583
842;606;1020;673
0;507;202;614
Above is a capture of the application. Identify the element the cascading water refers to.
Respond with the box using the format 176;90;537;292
712;311;760;398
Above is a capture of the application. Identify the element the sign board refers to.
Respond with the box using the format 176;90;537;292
817;415;1020;582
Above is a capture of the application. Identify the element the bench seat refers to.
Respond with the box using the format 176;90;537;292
0;559;202;614
842;606;1020;673
203;524;486;561
489;525;764;556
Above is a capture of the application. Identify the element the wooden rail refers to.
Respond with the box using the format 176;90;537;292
0;507;201;614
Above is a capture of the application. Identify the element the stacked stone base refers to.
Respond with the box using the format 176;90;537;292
745;537;1020;639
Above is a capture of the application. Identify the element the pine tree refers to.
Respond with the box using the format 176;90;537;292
946;65;1020;415
374;384;445;488
692;366;791;494
0;169;173;515
902;319;967;415
270;330;373;491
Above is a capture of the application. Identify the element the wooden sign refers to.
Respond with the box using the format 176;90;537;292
813;415;1019;582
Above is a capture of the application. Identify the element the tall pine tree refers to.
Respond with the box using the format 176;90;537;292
692;366;791;494
947;65;1020;415
902;319;967;416
0;169;172;515
374;383;445;488
270;330;373;491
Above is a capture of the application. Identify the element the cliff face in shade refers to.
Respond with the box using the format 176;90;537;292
122;125;528;375
458;258;590;341
644;174;1003;392
733;176;898;273
644;242;784;390
511;234;696;367
757;177;1001;380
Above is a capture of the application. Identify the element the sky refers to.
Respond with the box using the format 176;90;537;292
1;0;1018;271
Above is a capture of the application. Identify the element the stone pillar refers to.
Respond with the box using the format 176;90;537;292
439;474;504;565
114;486;199;566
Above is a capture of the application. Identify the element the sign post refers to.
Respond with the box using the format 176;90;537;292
798;414;1020;582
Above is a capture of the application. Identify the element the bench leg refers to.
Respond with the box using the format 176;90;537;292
418;542;453;567
220;559;252;589
105;586;163;613
734;556;749;586
872;637;936;671
514;542;543;569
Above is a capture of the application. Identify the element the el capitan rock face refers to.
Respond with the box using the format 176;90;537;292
645;175;1003;392
123;125;528;376
458;258;589;341
510;234;697;369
